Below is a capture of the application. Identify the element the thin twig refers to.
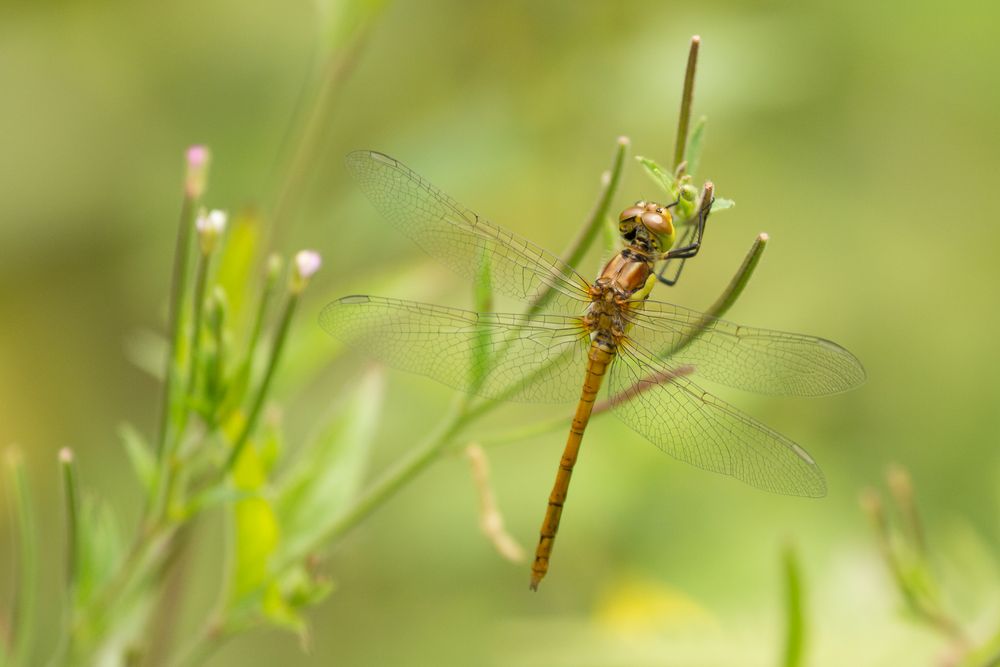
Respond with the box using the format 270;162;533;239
673;36;701;170
465;444;525;563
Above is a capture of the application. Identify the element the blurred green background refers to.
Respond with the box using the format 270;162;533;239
2;0;999;665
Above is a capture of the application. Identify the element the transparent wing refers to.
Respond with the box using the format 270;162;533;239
609;340;826;497
320;295;590;403
624;299;865;396
346;150;592;315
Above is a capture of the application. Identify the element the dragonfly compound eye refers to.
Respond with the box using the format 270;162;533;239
618;206;644;224
641;210;675;251
641;210;673;236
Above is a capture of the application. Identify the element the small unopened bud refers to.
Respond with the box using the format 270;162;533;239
680;184;698;202
291;250;321;293
58;447;74;464
196;209;227;253
184;145;211;199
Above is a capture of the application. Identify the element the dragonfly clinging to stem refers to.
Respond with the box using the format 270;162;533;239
321;150;865;590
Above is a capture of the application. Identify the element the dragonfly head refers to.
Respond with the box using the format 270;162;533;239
618;201;676;254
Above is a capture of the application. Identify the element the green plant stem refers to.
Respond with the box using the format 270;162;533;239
781;544;806;667
246;259;280;361
157;196;198;459
207;291;226;424
46;451;81;667
184;251;212;413
673;36;700;170
7;452;37;667
225;291;300;471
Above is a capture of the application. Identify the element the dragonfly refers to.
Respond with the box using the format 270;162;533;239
321;150;865;590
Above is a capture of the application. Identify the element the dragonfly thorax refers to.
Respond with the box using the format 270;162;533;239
594;250;654;298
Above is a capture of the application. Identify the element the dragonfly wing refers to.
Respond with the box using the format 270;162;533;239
625;299;865;396
609;341;826;497
346;151;591;314
320;295;590;403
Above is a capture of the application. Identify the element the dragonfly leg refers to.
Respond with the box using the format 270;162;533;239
656;195;715;286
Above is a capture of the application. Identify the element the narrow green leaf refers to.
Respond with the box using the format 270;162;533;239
119;423;157;496
215;210;260;322
711;197;735;212
275;368;385;564
6;450;37;667
636;156;678;199
229;442;281;603
781;545;806;667
684;115;707;178
59;449;80;593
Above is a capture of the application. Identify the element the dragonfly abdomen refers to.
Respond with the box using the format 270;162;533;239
530;341;616;591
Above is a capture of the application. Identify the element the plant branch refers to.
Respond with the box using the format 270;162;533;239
157;149;207;459
673;36;700;170
225;291;300;471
